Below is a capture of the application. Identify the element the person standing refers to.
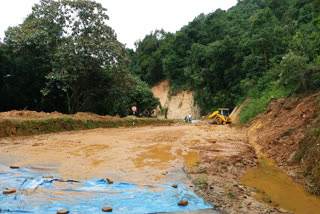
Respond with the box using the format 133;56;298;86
188;113;192;122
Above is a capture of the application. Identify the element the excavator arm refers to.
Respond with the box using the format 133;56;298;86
209;111;219;118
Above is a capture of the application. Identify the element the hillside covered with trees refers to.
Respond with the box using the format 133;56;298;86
0;0;319;121
129;0;320;123
0;0;159;117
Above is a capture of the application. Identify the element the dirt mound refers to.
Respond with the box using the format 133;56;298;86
0;110;64;120
246;92;320;185
151;80;201;119
0;110;116;121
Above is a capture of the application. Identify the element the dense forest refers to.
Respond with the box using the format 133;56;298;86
1;0;320;120
0;0;159;117
129;0;320;122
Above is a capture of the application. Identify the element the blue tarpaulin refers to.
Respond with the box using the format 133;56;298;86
0;165;213;213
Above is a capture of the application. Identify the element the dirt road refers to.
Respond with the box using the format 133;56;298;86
0;123;245;181
0;123;281;213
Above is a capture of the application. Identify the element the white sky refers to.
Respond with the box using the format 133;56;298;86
0;0;237;49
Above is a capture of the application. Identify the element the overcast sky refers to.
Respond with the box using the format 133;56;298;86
0;0;237;49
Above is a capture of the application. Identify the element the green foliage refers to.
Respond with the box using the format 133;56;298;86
127;0;320;117
128;78;160;117
239;82;292;124
0;0;159;117
228;192;236;199
197;176;208;189
128;30;168;86
1;0;320;120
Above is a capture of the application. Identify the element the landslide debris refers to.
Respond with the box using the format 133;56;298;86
151;80;201;119
296;114;320;194
245;92;320;192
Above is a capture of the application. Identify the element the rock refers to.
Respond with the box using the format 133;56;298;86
3;188;16;194
57;210;69;214
213;203;220;207
235;162;243;167
106;178;113;184
10;165;19;169
178;200;188;206
42;175;54;179
242;161;247;165
102;207;113;212
238;185;245;191
172;184;178;188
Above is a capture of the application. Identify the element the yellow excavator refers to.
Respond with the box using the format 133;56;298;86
209;108;232;125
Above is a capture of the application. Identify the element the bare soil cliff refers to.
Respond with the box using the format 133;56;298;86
244;93;320;191
151;80;201;119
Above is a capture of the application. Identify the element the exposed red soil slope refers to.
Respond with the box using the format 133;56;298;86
246;93;320;179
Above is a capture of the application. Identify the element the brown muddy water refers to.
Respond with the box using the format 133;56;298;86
241;137;320;214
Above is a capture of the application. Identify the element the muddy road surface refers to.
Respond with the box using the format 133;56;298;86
0;124;248;182
0;123;288;213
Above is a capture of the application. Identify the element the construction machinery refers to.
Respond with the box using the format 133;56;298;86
209;108;232;125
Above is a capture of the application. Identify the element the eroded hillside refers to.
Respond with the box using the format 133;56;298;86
151;80;201;120
245;93;320;192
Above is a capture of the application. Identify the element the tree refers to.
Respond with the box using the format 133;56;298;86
129;30;166;85
129;78;160;117
248;7;286;72
280;51;320;92
127;0;320;115
5;0;128;114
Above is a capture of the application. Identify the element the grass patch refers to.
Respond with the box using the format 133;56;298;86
239;85;291;124
227;192;236;199
197;176;208;189
0;117;176;138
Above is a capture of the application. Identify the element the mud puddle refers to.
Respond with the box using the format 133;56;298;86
241;137;320;214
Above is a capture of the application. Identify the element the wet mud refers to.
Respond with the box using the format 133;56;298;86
1;122;319;213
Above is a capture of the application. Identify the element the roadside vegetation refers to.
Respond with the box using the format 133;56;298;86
0;117;175;138
128;0;320;120
0;0;159;117
1;0;319;120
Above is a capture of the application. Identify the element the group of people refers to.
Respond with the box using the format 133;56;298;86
184;113;192;123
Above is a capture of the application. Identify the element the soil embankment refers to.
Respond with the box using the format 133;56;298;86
245;93;320;188
0;110;174;137
151;80;201;120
